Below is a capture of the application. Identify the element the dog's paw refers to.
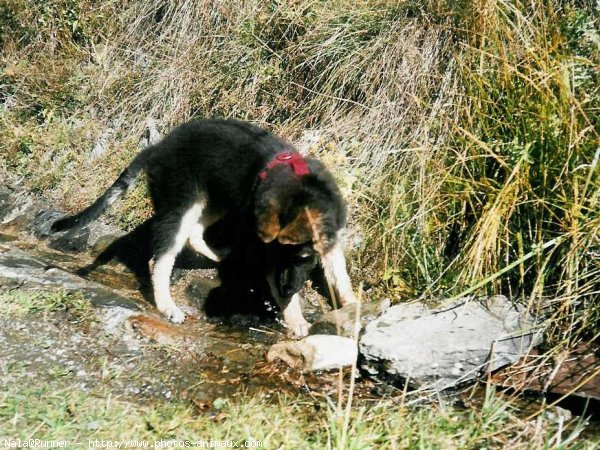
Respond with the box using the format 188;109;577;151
288;319;310;339
160;306;186;324
340;293;358;306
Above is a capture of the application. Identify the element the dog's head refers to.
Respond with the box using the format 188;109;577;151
266;241;319;298
254;157;347;254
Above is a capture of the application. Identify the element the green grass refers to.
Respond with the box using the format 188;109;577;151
0;382;594;449
1;0;596;305
0;289;596;447
0;289;92;320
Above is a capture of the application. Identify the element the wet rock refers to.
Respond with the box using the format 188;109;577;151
359;296;543;391
267;335;358;371
32;210;65;237
0;245;142;311
308;300;390;337
49;226;90;253
100;307;138;334
85;288;142;310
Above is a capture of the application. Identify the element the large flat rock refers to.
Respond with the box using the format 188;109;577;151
359;296;543;391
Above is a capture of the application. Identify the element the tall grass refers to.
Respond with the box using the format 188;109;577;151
1;0;598;352
445;1;599;349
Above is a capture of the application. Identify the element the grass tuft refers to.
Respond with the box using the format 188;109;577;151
0;289;92;320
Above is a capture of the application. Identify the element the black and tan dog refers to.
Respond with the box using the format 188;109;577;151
52;118;357;336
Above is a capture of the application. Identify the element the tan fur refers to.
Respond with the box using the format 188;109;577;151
259;206;327;246
304;208;331;253
277;209;315;245
256;204;281;243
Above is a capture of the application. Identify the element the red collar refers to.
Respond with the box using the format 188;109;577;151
259;151;309;180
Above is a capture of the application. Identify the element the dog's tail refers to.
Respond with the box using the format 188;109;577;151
51;148;151;232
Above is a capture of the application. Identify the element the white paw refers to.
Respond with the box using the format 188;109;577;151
339;292;358;306
288;319;310;339
203;247;222;262
160;305;186;324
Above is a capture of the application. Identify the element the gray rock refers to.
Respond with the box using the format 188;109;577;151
267;335;358;371
308;300;390;337
0;185;37;227
87;127;115;161
0;189;11;223
91;233;122;255
359;296;543;391
0;174;124;253
34;208;123;252
49;227;90;253
0;93;16;112
32;210;66;237
85;220;123;249
0;245;142;311
139;117;162;148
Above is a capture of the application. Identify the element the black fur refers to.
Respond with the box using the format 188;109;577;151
203;215;319;318
53;118;345;249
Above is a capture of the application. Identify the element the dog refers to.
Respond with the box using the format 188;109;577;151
51;118;357;336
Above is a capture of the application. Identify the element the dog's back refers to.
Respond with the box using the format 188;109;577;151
144;119;291;213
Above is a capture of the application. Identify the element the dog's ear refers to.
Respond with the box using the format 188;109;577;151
256;200;281;243
277;210;312;245
277;208;324;245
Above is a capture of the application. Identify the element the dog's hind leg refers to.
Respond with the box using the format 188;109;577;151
188;214;223;262
320;234;358;308
151;201;206;323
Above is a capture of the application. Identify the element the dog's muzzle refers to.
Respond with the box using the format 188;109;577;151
277;267;305;298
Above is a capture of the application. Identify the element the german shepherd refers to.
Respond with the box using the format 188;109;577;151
51;118;357;336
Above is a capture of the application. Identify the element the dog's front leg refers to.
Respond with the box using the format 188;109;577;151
188;224;222;262
320;237;358;308
188;210;226;262
266;273;309;338
278;294;310;338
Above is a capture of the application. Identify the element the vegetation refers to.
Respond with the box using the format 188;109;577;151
0;288;593;449
0;383;591;449
0;0;598;446
0;288;92;319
